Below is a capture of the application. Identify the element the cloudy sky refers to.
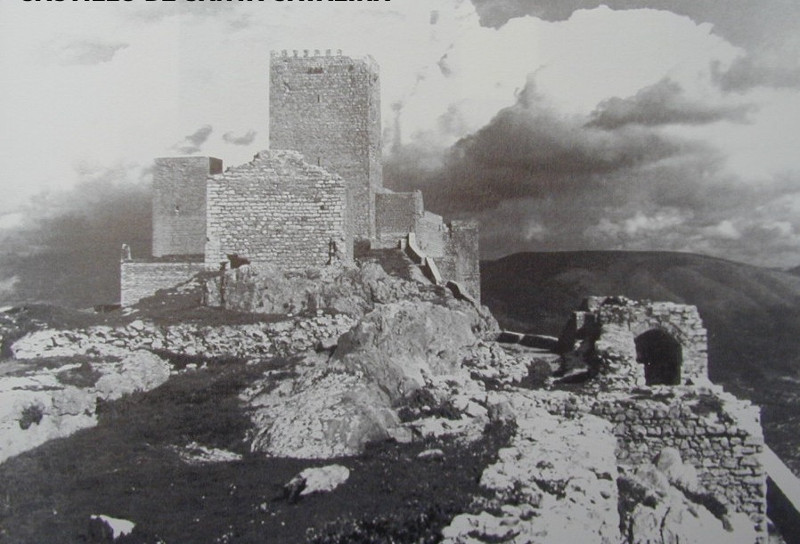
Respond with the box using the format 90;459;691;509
1;0;800;302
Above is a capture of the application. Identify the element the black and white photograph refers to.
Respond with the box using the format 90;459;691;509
1;0;800;542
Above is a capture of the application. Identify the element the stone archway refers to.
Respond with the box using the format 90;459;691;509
635;329;682;386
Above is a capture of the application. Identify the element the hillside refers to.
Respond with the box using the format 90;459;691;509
481;250;800;471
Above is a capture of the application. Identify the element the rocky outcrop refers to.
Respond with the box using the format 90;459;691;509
0;351;170;463
205;262;448;319
243;298;498;458
619;448;758;544
10;314;355;361
442;392;620;544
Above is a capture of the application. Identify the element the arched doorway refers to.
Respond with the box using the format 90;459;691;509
635;329;682;385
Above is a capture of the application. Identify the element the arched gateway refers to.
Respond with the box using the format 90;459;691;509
635;329;682;386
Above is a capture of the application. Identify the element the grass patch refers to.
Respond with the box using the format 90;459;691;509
0;377;514;544
56;362;104;388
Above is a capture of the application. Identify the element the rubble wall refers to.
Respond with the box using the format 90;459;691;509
531;388;766;539
120;261;206;306
205;150;352;270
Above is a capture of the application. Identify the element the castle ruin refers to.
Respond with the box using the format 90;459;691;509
121;49;479;306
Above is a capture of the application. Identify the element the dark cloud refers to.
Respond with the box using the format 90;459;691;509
0;167;152;308
223;130;257;146
174;125;213;154
387;81;704;215
387;77;800;266
587;79;755;129
51;40;128;66
712;56;800;93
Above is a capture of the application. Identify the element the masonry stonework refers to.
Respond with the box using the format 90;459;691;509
120;261;206;306
270;51;382;241
559;296;708;387
374;191;423;249
530;387;766;539
152;157;222;258
205;150;352;270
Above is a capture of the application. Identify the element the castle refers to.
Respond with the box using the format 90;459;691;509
120;49;480;306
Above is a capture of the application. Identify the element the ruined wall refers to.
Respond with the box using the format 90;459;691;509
152;157;222;257
560;296;709;387
445;220;480;303
120;261;206;306
531;388;766;540
270;50;382;241
205;150;352;270
374;191;423;249
415;211;448;257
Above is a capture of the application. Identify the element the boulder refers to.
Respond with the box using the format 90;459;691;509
285;464;350;500
244;299;494;458
441;393;620;544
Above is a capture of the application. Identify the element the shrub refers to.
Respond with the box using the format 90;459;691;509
19;404;44;430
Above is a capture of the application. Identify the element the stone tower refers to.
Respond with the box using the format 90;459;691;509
152;156;222;257
269;50;382;242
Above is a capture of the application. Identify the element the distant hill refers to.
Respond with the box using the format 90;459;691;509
482;250;800;383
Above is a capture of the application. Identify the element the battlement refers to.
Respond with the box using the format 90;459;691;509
270;49;379;70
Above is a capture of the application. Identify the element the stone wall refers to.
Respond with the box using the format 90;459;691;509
560;296;709;387
152;157;222;257
205;150;352;270
120;261;206;306
443;220;480;303
529;387;766;540
374;191;423;249
270;50;382;241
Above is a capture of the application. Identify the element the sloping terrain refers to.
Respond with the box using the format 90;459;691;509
481;250;800;472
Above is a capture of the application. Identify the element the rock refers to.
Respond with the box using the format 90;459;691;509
620;453;758;544
244;299;493;458
88;514;135;541
174;442;243;465
417;448;445;460
442;393;620;544
0;352;170;464
285;464;350;500
487;399;516;424
655;447;699;491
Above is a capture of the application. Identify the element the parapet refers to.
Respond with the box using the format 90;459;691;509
270;49;378;68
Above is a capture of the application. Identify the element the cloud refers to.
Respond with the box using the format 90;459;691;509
174;125;213;155
0;166;152;307
48;39;129;66
468;0;799;50
387;80;705;214
223;130;257;146
587;79;755;129
712;56;800;93
469;0;800;93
